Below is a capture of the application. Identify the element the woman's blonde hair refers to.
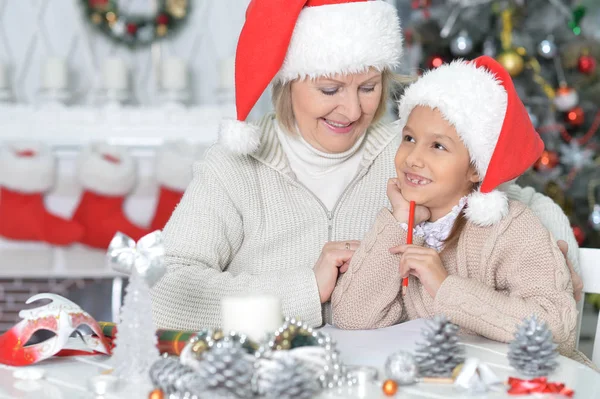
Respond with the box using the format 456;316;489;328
271;69;415;134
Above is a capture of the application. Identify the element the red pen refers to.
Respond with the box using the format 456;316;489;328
402;201;415;296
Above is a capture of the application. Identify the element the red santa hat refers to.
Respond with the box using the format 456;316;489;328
396;56;544;226
219;0;403;154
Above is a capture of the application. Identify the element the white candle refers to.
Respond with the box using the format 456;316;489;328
0;63;8;89
41;57;68;90
161;57;188;91
219;56;235;90
221;295;283;342
102;57;129;91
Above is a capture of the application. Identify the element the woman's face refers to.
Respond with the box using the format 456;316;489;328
394;106;479;221
290;69;383;153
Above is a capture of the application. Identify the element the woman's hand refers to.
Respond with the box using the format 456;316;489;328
387;178;430;224
390;244;448;298
314;240;360;303
557;240;583;302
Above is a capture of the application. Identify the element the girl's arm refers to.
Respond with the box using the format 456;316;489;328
331;208;424;329
433;206;577;355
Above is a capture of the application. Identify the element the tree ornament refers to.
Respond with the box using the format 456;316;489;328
508;315;558;377
572;225;586;245
450;30;473;56
559;141;594;170
427;55;444;69
568;5;586;36
382;379;398;396
589;204;600;231
497;50;524;76
578;50;597;75
553;85;579;112
414;315;465;377
81;0;189;47
385;351;419;385
537;37;557;59
533;150;559;172
148;388;164;399
253;354;321;399
565;107;585;126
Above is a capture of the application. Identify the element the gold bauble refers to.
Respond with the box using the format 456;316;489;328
106;11;117;24
148;388;164;399
382;379;398;396
156;24;168;37
91;13;102;25
497;50;525;76
166;0;188;19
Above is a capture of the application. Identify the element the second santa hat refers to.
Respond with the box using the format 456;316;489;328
397;55;544;226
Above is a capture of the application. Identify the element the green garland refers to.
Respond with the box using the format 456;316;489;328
82;0;190;47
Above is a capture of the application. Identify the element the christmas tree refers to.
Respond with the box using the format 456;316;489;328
111;268;160;381
392;0;600;247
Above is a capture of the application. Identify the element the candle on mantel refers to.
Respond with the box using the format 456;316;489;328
219;56;235;90
41;57;68;90
221;295;283;343
161;57;188;91
0;63;8;90
102;57;129;91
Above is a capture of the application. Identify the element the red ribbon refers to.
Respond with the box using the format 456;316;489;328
507;377;574;397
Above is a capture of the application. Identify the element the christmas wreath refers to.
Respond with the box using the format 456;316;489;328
82;0;189;47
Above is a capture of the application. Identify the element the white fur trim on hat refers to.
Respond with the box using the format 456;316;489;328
277;1;402;82
218;118;262;155
465;190;509;227
77;143;136;196
0;142;55;193
156;141;208;191
397;59;507;180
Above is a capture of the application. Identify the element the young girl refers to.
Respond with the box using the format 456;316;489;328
331;56;589;364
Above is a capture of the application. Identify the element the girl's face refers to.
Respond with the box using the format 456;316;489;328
394;106;480;222
291;69;383;154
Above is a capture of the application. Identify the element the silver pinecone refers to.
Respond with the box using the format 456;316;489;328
254;355;322;399
414;315;465;377
508;315;558;376
194;340;255;398
149;357;205;397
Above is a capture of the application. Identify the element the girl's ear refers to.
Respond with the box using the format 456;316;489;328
468;164;480;184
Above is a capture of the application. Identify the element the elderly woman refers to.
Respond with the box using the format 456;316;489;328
151;0;581;330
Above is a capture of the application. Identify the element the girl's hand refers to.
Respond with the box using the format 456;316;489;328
390;244;448;298
387;178;430;224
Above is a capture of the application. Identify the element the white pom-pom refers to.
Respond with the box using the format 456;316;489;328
218;119;262;155
465;190;509;227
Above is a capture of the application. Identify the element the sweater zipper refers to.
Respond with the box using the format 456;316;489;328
289;168;368;242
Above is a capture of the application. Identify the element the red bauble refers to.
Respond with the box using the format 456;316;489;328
572;225;586;245
534;150;559;171
565;106;585;126
89;0;109;8
578;54;597;75
156;14;170;25
427;55;444;69
126;23;138;35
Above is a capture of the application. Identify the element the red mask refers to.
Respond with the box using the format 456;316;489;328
0;293;110;366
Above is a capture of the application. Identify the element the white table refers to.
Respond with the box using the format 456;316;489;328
0;319;598;399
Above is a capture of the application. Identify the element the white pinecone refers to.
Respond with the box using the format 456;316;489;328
508;315;558;376
149;357;206;397
194;340;255;398
254;354;322;399
414;315;465;377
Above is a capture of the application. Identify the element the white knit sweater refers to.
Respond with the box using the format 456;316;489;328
150;113;579;330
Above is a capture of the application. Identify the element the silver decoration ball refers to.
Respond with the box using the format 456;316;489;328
385;351;419;385
537;38;557;59
590;204;600;231
450;31;473;56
